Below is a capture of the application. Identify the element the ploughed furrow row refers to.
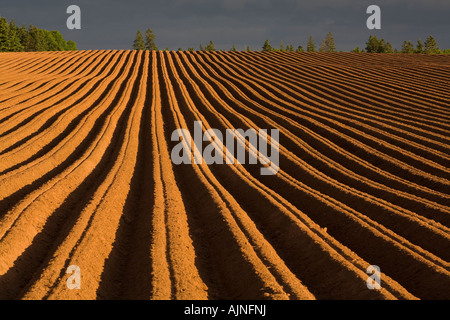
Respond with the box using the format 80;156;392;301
276;52;450;100
0;51;105;121
251;52;450;124
172;52;450;299
189;52;450;205
165;51;422;300
218;52;450;151
0;52;83;102
226;52;450;173
0;52;120;172
179;52;450;248
0;51;449;300
0;52;115;152
0;51;100;107
21;51;149;299
0;52;77;93
0;51;137;299
200;52;450;192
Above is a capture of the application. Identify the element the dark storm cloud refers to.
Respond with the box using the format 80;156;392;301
0;0;449;51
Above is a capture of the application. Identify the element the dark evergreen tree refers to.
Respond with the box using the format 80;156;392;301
133;30;145;50
424;35;440;54
401;41;415;53
205;41;216;51
262;39;272;51
144;28;158;51
65;40;77;51
306;35;315;52
416;39;424;54
365;35;379;53
319;38;326;52
0;17;10;51
324;32;336;52
7;19;23;51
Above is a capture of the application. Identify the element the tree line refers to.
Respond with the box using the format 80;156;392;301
353;35;447;54
0;16;77;52
133;28;449;54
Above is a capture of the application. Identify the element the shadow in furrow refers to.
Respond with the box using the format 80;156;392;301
97;54;155;300
0;52;139;299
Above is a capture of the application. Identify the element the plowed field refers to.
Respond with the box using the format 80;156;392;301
0;50;449;300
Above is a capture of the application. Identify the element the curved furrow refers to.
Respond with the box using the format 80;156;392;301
0;50;448;300
180;52;450;231
174;52;450;299
275;52;450;101
233;52;450;167
0;51;99;106
0;52;115;148
0;51;99;119
219;52;450;146
165;51;420;300
0;52;138;288
164;51;386;300
0;53;73;96
0;52;120;169
0;51;136;300
19;51;152;300
202;52;450;189
191;52;450;200
175;52;450;265
0;51;102;116
0;52;66;76
0;51;132;220
0;52;71;82
251;52;450;121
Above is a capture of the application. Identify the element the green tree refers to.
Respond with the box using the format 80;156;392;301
205;40;216;51
424;35;439;54
279;40;285;51
133;30;145;50
145;28;158;51
246;45;251;52
296;45;304;53
385;41;394;53
319;38;326;52
65;40;77;51
0;17;11;51
231;44;237;51
324;32;336;52
365;35;379;53
416;39;424;54
307;35;315;52
262;39;272;51
401;41;415;54
26;25;46;51
188;47;194;51
7;19;23;52
0;16;75;52
17;24;28;49
365;35;392;53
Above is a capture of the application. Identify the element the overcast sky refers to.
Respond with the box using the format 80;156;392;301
1;0;449;51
